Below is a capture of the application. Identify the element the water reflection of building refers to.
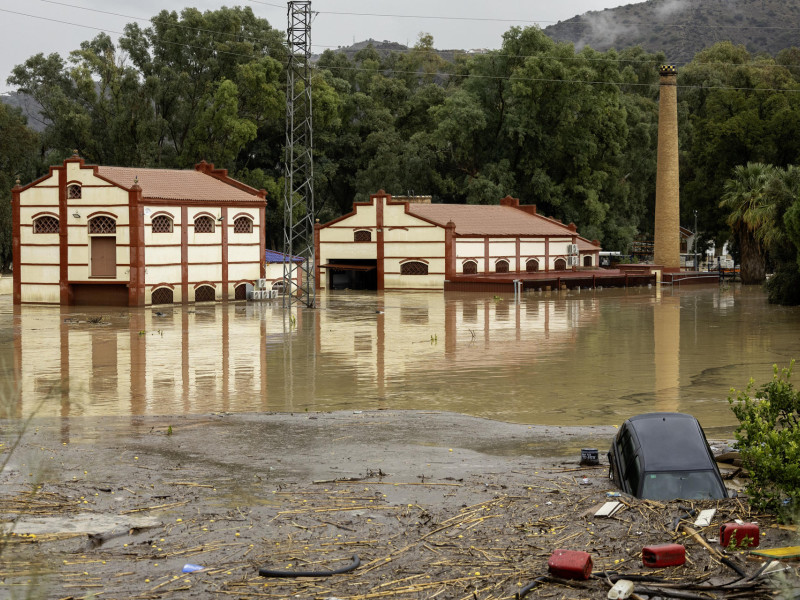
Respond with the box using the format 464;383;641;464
11;303;281;419
316;292;599;396
9;287;780;428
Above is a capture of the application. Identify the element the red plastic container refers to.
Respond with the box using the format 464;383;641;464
547;549;593;580
719;523;760;548
642;544;686;567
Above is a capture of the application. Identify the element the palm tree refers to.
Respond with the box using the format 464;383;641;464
720;162;780;284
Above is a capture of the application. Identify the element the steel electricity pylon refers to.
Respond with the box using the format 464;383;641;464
283;0;315;308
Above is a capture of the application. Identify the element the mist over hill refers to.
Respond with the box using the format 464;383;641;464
543;0;800;63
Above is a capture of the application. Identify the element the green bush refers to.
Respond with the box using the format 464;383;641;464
729;362;800;518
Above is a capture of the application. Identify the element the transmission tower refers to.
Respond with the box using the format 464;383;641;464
283;0;315;308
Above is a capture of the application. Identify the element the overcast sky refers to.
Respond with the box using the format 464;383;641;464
1;0;634;94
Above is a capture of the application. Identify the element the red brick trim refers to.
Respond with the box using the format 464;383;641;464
87;210;120;219
181;206;188;303
128;183;145;306
149;210;176;220
194;160;266;199
149;282;176;290
375;192;385;291
192;281;218;289
221;206;228;300
30;211;60;219
260;205;266;279
57;166;70;304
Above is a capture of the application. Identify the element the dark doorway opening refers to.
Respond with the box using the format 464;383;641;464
325;259;378;290
71;284;129;306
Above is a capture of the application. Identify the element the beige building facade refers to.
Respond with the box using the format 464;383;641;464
12;154;267;305
315;191;601;290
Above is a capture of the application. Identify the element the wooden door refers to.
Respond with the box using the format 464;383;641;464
91;237;116;277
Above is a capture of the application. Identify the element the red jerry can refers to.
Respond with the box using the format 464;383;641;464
719;523;760;548
547;549;593;580
642;544;686;567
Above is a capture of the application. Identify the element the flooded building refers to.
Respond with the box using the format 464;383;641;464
11;153;267;305
314;191;601;290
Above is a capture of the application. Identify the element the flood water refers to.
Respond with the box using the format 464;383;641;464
1;285;798;432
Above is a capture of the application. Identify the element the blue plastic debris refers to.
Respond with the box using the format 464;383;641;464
182;564;205;573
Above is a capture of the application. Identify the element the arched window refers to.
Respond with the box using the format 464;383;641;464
194;285;216;302
151;287;173;305
463;260;477;275
400;261;428;275
235;283;248;300
151;215;173;233
554;258;567;271
194;215;215;233
67;184;81;199
33;215;59;234
495;259;509;273
584;255;593;267
354;230;371;242
234;216;253;234
89;216;116;234
526;259;539;273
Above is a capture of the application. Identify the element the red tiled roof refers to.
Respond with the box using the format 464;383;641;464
96;166;263;203
407;203;594;241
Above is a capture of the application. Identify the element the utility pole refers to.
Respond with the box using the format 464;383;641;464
283;1;315;308
693;209;698;272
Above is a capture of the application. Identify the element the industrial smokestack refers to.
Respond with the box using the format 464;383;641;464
653;64;680;271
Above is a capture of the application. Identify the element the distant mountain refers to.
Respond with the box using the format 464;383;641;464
1;91;47;132
543;0;800;64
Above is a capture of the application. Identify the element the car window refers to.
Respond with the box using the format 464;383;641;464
619;429;636;467
628;455;641;495
640;470;726;501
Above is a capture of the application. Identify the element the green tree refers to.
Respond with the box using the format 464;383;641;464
729;362;800;518
764;165;800;304
0;104;38;271
681;42;800;249
720;162;781;284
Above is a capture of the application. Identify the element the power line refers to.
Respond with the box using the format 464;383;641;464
240;0;800;32
36;0;281;48
0;8;271;61
14;1;800;71
3;7;800;94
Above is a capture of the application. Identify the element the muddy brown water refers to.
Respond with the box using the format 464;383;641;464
1;284;798;433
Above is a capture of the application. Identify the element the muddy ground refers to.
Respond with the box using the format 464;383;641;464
1;410;798;599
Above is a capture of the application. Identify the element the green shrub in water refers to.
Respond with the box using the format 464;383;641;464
729;361;800;519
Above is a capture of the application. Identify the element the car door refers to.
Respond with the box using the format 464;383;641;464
618;427;642;495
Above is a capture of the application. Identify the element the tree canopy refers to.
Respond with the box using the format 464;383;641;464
5;8;800;302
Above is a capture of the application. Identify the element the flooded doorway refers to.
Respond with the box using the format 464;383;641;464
324;259;378;290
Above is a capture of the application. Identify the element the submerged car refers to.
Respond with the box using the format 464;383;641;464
608;412;727;500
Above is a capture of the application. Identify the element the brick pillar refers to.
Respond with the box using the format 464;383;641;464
654;65;680;271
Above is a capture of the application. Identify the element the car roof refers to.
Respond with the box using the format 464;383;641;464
625;413;715;472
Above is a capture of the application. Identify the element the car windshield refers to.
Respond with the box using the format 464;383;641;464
640;470;726;500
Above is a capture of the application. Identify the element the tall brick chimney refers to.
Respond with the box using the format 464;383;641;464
654;64;680;271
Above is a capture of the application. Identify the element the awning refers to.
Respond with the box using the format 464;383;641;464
318;263;377;271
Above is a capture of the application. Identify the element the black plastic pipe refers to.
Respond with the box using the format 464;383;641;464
259;554;360;578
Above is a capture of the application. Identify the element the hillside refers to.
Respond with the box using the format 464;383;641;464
1;91;47;132
543;0;800;63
